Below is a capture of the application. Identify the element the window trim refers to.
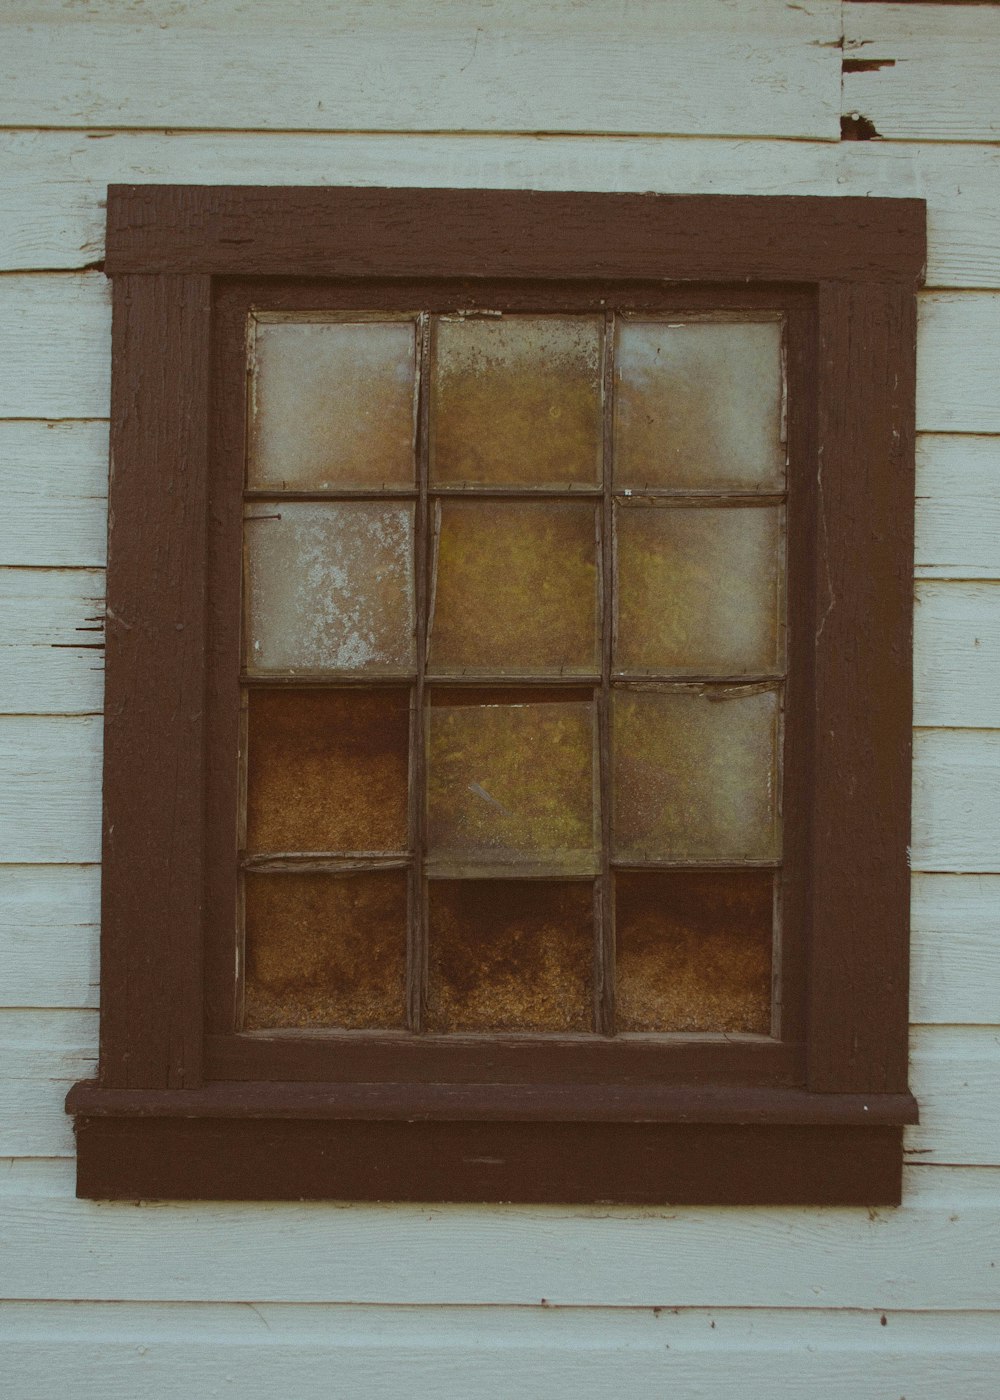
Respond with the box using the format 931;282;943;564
67;186;924;1204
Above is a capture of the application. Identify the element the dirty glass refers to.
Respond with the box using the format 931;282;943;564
427;500;600;675
430;315;603;487
246;688;410;854
614;503;783;675
248;319;417;490
426;880;593;1032
615;870;772;1033
426;695;598;875
614;319;784;492
243;870;408;1029
612;686;780;862
245;501;415;675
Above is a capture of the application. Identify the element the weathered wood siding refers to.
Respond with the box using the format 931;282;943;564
1;1;999;1394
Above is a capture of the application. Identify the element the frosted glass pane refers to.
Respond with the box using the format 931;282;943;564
249;320;416;490
427;697;598;874
430;315;603;487
615;505;783;675
612;686;780;861
615;870;772;1033
428;500;599;675
243;871;407;1029
426;880;593;1033
246;688;410;854
245;501;415;675
615;319;784;491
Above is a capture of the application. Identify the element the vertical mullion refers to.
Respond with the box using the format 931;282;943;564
407;313;432;1031
597;310;616;1035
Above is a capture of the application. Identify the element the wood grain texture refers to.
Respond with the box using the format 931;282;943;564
918;294;1000;434
0;421;108;569
0;569;104;714
915;583;1000;727
843;3;1000;142
105;186;926;283
0;273;109;419
0;0;842;139
911;874;1000;1025
0;717;101;863
0;865;100;1011
912;730;1000;873
3;1305;1000;1400
3;133;999;287
916;434;1000;579
100;273;210;1091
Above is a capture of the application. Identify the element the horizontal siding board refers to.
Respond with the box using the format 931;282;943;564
916;435;1000;580
917;294;1000;436
911;874;1000;1025
0;865;100;1011
0;570;105;715
843;2;1000;143
0;421;108;569
0;1;842;140
914;583;1000;728
0;717;102;863
0;274;109;419
1;1306;999;1400
912;729;1000;873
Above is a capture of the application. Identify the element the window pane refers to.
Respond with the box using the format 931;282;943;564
246;688;410;854
248;319;417;490
427;695;598;875
428;500;600;675
615;870;772;1033
612;686;780;862
430;315;603;487
614;319;784;492
243;870;407;1029
245;501;415;675
614;504;783;675
426;880;593;1032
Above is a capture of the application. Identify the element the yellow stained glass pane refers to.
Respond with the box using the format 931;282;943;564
249;319;416;490
430;315;603;487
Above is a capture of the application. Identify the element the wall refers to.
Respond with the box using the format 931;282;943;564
2;1;999;1394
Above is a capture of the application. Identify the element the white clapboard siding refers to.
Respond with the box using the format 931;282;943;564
915;583;1000;729
912;729;1000;874
2;132;1000;289
917;294;1000;436
0;421;108;569
843;3;1000;143
0;1;842;141
0;865;100;1011
2;1305;1000;1400
916;435;1000;580
0;570;104;715
909;1027;1000;1167
912;875;1000;1026
0;717;102;864
0;274;109;419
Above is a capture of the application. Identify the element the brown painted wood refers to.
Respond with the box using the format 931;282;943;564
809;281;916;1095
73;1116;906;1205
105;187;926;286
100;272;211;1090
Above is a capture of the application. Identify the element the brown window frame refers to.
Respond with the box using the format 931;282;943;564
67;186;924;1205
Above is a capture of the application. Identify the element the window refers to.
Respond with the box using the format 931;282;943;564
67;187;924;1204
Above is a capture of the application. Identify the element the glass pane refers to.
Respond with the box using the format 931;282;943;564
243;870;407;1029
614;319;784;492
245;501;415;675
246;688;410;854
614;504;783;675
430;315;603;487
426;880;593;1033
615;870;772;1033
612;686;780;862
428;500;600;675
427;694;598;875
248;319;417;490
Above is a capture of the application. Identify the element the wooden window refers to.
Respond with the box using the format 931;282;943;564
67;187;925;1204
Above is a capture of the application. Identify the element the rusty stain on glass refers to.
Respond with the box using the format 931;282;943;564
615;870;772;1033
243;870;408;1029
429;315;603;487
244;500;415;675
614;502;784;675
246;688;410;854
614;318;785;492
426;880;594;1032
427;499;600;675
248;318;417;490
612;686;780;862
426;692;598;875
